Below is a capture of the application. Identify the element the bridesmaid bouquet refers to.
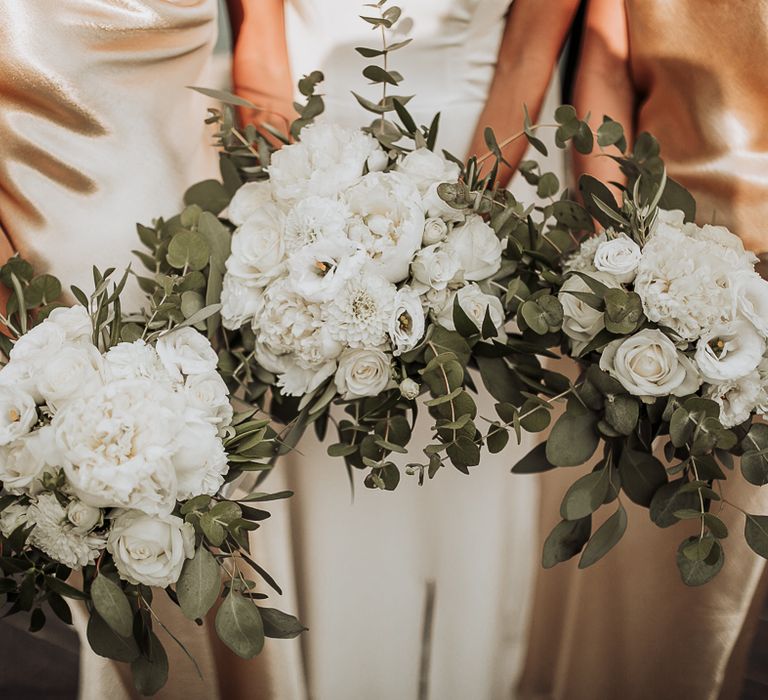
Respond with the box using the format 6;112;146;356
0;258;301;694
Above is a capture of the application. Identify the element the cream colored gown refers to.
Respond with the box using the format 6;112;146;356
0;1;222;697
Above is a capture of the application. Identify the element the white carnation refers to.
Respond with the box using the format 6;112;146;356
156;327;218;379
444;214;503;282
388;287;426;356
277;358;336;397
104;340;173;384
227;181;275;227
335;347;393;399
694;320;764;382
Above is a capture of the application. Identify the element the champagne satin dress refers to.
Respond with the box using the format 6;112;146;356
0;2;223;698
519;3;768;699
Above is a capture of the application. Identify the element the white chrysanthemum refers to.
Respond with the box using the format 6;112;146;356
564;233;606;274
635;218;741;340
326;268;397;348
27;493;105;569
227;180;275;227
0;428;54;494
220;273;266;331
54;379;183;515
344;171;425;283
269;122;380;201
104;340;174;384
706;371;762;428
284;196;350;252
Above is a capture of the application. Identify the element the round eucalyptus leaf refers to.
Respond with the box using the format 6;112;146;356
546;410;599;467
560;470;609;521
176;545;221;621
215;591;265;659
618;449;667;507
676;537;724;586
131;632;169;696
167;231;210;271
649;480;698;528
542;516;592;569
91;574;133;638
86;612;140;663
260;607;306;639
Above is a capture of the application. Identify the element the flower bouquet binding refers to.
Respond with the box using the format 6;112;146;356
0;258;302;695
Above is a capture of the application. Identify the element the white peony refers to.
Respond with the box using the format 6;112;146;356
422;217;448;246
36;343;104;412
411;243;460;291
54;379;182;515
599;329;701;400
344;171;425;283
46;306;93;344
732;271;768;337
184;372;233;428
9;320;65;365
444;214;503;282
436;284;505;338
103;340;172;384
397;147;460;195
325;268;397;348
283;196;350;252
220;274;265;331
0;428;54;494
593;233;642;283
0;386;37;446
227;202;286;282
288;238;364;302
694;320;764;382
171;412;229;499
706;372;762;428
388;287;426;356
27;493;105;569
156;327;219;380
335;347;393;399
226;180;275;227
107;510;194;587
558;272;619;353
269;122;380;201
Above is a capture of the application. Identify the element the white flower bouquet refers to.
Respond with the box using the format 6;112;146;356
0;259;301;694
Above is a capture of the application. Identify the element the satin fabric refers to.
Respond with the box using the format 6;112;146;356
518;3;768;699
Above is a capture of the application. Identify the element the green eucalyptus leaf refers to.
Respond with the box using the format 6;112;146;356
542;516;592;568
259;607;306;639
618;449;667;507
86;612;140;663
578;505;627;568
167;231;210;272
131;632;169;696
184;179;230;214
546;410;599;467
215;591;265;659
176;545;221;621
560;470;610;520
511;442;555;474
677;536;724;585
91;575;133;638
745;514;768;559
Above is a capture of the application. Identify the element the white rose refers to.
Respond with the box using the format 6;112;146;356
104;340;172;384
593;233;642;283
156;327;218;379
9;320;65;364
399;377;420;400
0;502;27;537
335;347;393;399
220;273;265;331
706;372;762;428
226;181;275;227
184;372;233;428
694;320;765;382
107;510;194;588
0;429;53;494
171;412;230;499
397;147;460;194
599;329;701;400
36;344;104;412
559;272;620;353
388;287;425;356
0;360;41;403
0;386;37;446
411;244;460;291
344;171;425;283
54;379;182;515
422;217;448;246
228;202;286;280
66;500;103;533
436;284;505;338
733;271;768;337
444;215;503;282
46;306;93;344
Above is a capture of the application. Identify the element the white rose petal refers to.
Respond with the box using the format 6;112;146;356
436;284;505;339
593;233;642;283
0;429;53;494
229;202;286;280
184;372;233;428
172;412;230;499
399;377;420;400
36;343;104;412
66;500;103;533
46;306;93;344
335;347;393;399
411;243;460;292
422;217;448;246
220;273;265;331
559;272;621;354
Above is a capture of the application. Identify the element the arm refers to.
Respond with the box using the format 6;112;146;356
572;0;634;187
227;0;297;134
468;0;581;186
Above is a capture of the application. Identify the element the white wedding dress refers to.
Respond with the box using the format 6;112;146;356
258;2;565;699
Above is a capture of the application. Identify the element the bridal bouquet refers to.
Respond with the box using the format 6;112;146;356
0;259;301;694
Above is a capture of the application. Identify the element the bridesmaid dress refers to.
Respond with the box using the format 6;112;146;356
0;2;223;698
245;2;564;699
519;3;768;699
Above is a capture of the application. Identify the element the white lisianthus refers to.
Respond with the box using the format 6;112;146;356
66;500;103;533
397;147;460;194
107;510;194;588
288;239;364;302
0;386;37;446
184;372;233;428
172;413;229;499
104;340;172;384
388;287;425;356
599;329;701;400
228;203;286;281
558;272;619;353
54;379;182;515
9;320;65;364
0;502;27;537
27;493;105;568
335;347;393;399
226;180;275;226
411;244;460;291
593;233;642;283
220;274;265;331
284;196;350;252
0;428;54;494
326;268;397;348
156;327;219;379
706;372;762;428
344;171;425;283
564;233;605;274
436;284;505;338
269;122;380;200
422;217;448;245
444;215;502;282
399;377;420;400
46;306;93;344
0;360;42;403
36;344;104;412
732;271;768;337
277;358;337;397
694;320;764;382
